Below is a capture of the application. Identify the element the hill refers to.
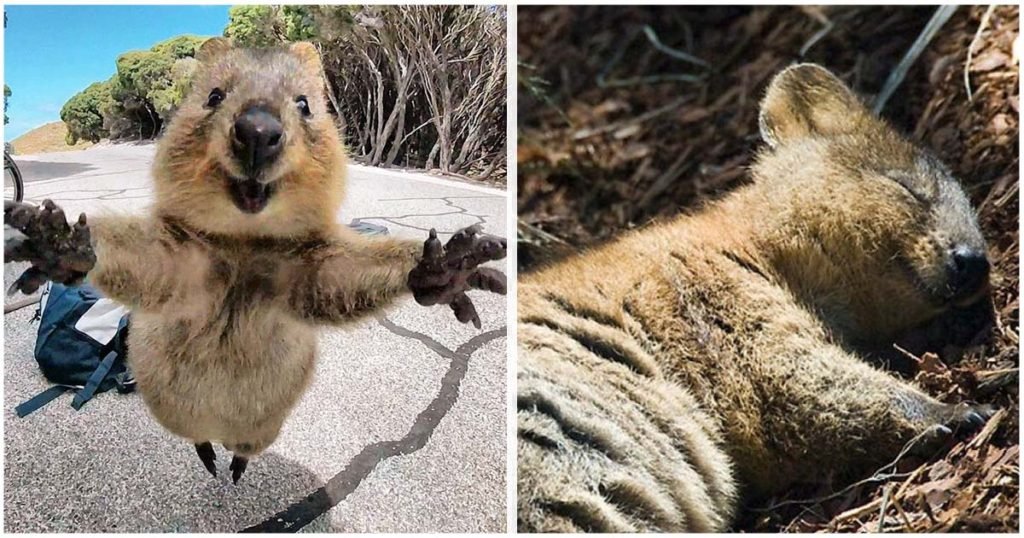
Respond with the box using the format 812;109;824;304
9;121;94;155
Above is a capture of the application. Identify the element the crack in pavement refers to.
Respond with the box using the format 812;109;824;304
18;167;153;186
26;186;151;199
380;195;500;201
351;197;494;234
241;317;506;533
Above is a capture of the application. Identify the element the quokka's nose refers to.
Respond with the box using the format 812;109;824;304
949;245;990;297
233;106;284;174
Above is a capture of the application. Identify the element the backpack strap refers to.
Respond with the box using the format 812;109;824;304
70;349;118;411
16;385;72;417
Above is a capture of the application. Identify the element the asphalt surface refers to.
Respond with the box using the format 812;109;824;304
3;144;508;532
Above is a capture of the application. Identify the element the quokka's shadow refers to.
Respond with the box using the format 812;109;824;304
3;319;333;534
4;399;332;532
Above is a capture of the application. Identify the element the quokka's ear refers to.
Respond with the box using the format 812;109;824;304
758;63;869;148
289;42;324;78
197;37;233;64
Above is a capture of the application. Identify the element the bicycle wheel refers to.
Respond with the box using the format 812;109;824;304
4;152;24;202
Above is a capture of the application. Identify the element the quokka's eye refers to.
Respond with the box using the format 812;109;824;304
206;88;226;108
295;95;311;117
882;170;931;204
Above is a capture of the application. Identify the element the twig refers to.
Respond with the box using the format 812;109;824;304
966;407;1006;450
752;426;939;513
641;25;710;68
599;73;706;89
753;470;914;514
636;145;693;211
965;5;998;102
892;343;922;362
799;7;835;57
895;463;929;499
572;97;688;140
891;496;916;532
918;490;938;526
781;504;823;532
873;5;959;114
597;25;708;89
831;496;884;528
974;368;1019;397
877;484;893;532
517;219;570;247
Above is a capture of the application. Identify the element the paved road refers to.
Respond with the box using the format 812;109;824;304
3;144;508;532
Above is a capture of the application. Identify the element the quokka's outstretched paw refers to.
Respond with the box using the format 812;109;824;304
407;225;507;328
194;442;217;478
4;199;96;294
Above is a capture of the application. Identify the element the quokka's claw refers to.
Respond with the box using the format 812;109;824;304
450;292;481;329
472;235;507;263
910;402;998;458
194;442;217;477
5;200;40;230
9;267;48;296
444;224;482;258
468;267;507;295
229;455;249;485
421;227;445;267
446;228;505;267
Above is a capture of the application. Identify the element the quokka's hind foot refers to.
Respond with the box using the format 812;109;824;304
229;455;249;484
194;442;217;477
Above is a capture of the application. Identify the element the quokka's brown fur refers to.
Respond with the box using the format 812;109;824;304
517;64;993;532
88;39;425;461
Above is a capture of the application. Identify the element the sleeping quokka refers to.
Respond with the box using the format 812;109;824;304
517;63;994;532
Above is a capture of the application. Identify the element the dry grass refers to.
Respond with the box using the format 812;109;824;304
9;121;94;155
518;5;1018;532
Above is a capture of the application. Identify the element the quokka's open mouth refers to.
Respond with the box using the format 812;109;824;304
228;177;276;214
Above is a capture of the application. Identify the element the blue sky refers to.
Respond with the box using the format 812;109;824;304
4;5;231;141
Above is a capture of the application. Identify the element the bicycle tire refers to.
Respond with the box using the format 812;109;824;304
4;152;24;202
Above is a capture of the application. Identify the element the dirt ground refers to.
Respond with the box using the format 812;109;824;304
8;121;94;155
518;6;1018;532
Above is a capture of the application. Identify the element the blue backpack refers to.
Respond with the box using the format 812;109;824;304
17;282;135;417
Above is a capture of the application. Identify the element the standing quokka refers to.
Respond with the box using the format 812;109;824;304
516;64;994;532
5;38;507;484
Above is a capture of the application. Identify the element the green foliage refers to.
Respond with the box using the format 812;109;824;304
224;5;338;46
281;6;317;42
4;84;10;125
151;34;207;59
60;80;113;144
116;50;175;100
150;58;199;116
62;33;213;142
224;5;279;47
